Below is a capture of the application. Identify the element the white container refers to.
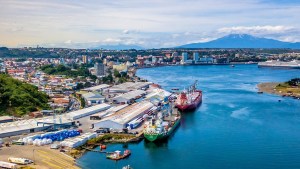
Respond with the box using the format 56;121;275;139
8;157;33;165
0;161;17;169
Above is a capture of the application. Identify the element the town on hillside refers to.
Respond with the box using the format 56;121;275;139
0;47;299;168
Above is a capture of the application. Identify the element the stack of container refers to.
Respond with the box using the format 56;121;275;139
60;132;97;148
22;129;80;146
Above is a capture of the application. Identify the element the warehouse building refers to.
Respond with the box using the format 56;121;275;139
90;104;129;120
93;101;153;130
145;88;172;105
82;92;105;106
66;103;111;120
0;116;13;124
106;82;152;93
0;116;74;138
81;84;110;92
112;90;146;104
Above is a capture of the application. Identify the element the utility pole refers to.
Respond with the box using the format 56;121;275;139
33;149;35;165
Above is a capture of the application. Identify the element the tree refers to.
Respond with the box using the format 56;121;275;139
287;78;300;86
0;74;50;116
76;83;84;90
113;69;121;78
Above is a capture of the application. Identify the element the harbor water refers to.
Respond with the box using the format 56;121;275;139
77;64;300;169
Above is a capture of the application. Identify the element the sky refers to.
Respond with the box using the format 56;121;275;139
0;0;300;48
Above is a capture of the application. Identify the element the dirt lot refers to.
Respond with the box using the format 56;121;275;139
257;82;280;94
0;144;80;169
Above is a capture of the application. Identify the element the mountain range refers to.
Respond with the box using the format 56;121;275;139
176;34;300;49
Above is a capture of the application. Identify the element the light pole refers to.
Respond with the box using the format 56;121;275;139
33;149;35;165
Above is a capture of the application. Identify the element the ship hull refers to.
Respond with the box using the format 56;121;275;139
144;118;180;142
176;90;202;112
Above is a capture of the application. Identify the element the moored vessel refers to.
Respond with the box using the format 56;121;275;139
175;80;202;111
144;101;181;142
106;150;131;160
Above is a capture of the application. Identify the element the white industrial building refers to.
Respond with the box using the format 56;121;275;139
81;84;110;92
66;103;111;120
112;90;146;104
106;82;152;93
82;92;105;106
0;116;13;123
90;104;129;120
145;88;172;105
0;116;74;138
199;56;214;63
93;101;153;130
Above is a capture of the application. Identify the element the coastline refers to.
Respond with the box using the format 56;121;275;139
67;65;300;168
136;62;257;69
257;82;300;99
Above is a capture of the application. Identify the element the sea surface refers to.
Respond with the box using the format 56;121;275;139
77;64;300;169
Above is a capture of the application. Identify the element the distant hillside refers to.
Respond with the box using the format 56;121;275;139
92;44;144;50
0;47;60;58
177;34;300;49
0;74;50;116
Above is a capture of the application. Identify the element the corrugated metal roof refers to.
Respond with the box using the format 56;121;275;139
66;103;111;119
0;116;72;135
113;90;146;101
0;116;13;121
102;101;153;125
82;92;104;99
82;84;110;91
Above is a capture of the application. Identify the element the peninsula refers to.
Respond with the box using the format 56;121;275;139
258;78;300;99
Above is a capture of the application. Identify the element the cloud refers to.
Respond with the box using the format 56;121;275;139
102;38;122;44
123;30;129;34
64;40;72;44
218;25;295;35
1;0;300;48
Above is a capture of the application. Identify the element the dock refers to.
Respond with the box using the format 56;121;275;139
83;147;107;153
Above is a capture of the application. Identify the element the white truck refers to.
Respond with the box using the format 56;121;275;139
0;161;17;169
8;157;33;165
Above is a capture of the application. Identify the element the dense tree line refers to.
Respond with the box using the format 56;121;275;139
0;74;50;116
0;47;60;58
41;64;97;79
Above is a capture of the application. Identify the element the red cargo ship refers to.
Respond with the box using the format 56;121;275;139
175;81;202;111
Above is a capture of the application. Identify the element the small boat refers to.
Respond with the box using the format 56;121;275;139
122;165;133;169
106;150;131;160
231;65;235;67
171;88;179;91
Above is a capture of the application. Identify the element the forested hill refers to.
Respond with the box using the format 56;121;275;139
0;74;49;116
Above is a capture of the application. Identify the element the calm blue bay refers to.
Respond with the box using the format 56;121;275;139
77;64;300;169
